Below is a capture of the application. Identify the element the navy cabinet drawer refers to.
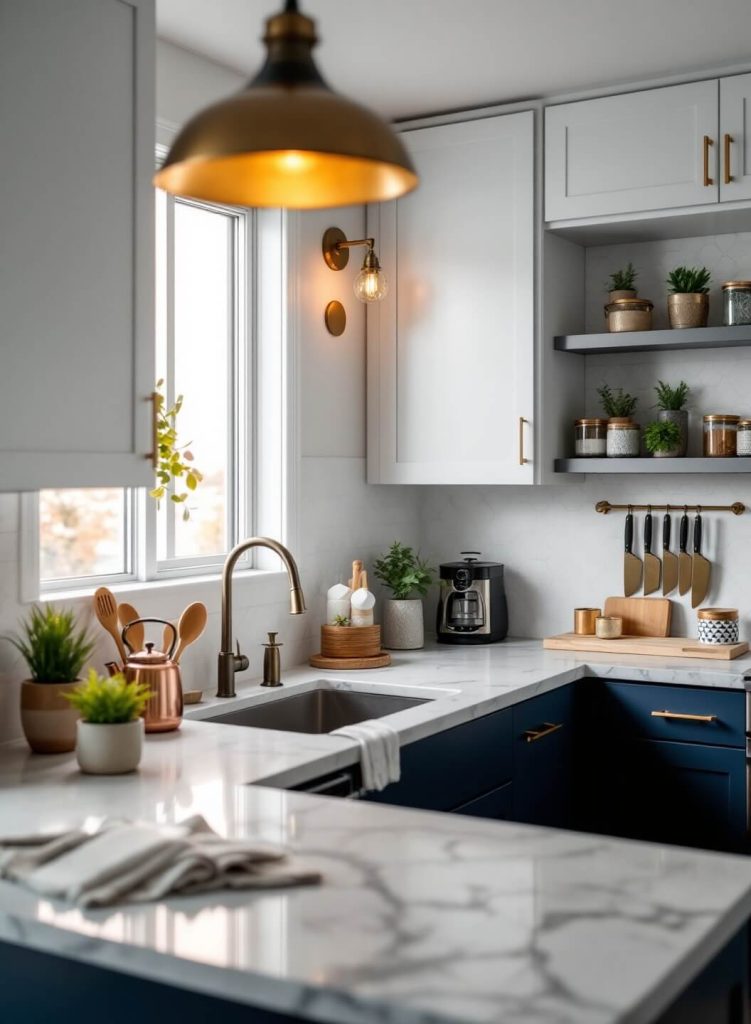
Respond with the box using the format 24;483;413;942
364;706;513;812
454;782;514;820
597;681;746;748
513;686;574;827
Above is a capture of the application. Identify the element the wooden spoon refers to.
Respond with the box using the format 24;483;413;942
173;602;208;664
93;586;128;665
117;602;144;653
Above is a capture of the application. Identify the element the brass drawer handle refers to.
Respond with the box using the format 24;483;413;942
724;133;734;184
703;134;714;187
523;721;563;743
519;416;528;466
651;710;717;723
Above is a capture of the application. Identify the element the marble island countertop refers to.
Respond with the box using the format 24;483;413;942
1;639;751;1024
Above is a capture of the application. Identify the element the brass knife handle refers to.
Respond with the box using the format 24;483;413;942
146;391;159;468
703;135;714;187
523;721;563;743
651;710;717;723
724;133;733;184
519;416;528;466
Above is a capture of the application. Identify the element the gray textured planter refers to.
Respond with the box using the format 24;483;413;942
658;409;688;457
382;599;424;650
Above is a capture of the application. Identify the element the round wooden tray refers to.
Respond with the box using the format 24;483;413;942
309;652;391;670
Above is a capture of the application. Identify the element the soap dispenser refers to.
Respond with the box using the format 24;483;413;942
261;632;283;687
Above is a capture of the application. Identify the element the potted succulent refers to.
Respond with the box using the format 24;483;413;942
65;670;150;775
607;261;638;301
373;542;435;650
4;605;94;754
644;420;683;458
596;383;638;423
654;379;689;456
666;266;711;328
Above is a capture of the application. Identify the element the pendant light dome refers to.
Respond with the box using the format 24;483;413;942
154;0;419;209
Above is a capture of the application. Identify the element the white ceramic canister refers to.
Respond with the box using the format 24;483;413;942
606;419;640;457
326;582;352;624
350;586;375;626
697;608;739;645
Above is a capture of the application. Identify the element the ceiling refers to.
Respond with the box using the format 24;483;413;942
156;0;751;121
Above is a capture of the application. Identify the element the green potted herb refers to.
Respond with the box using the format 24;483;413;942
373;542;435;650
65;670;151;774
644;420;683;459
607;261;638;301
597;384;640;456
654;379;690;456
666;266;711;328
596;383;638;423
4;606;94;754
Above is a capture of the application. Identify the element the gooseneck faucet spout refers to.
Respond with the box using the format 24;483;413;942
217;537;306;698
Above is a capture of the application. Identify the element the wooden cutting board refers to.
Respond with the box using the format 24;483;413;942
602;597;672;637
543;634;749;661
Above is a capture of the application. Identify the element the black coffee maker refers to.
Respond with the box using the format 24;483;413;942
436;552;508;645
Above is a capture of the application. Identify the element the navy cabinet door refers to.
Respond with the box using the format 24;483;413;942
512;685;573;828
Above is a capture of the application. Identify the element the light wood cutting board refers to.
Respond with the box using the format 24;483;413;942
602;597;672;637
544;634;749;661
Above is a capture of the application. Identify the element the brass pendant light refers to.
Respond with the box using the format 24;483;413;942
154;0;419;209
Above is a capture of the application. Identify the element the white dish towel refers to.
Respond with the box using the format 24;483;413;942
0;815;321;908
331;719;401;792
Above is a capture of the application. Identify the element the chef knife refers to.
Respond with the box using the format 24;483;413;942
677;508;692;596
623;508;643;597
643;509;661;595
661;511;679;596
691;511;711;608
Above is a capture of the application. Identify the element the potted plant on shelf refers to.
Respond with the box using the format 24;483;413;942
373;541;435;650
596;383;638;423
654;379;690;456
597;383;640;457
4;606;94;754
644;420;683;458
65;669;151;775
666;266;711;328
607;261;638;301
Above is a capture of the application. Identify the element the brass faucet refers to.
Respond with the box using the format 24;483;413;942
217;537;306;698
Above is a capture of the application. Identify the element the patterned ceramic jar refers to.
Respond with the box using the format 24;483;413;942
737;420;751;457
606;419;640;457
697;608;739;645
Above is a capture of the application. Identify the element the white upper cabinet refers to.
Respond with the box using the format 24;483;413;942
367;111;534;485
0;0;155;491
720;73;751;202
545;80;718;221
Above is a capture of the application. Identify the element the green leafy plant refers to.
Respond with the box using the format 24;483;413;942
644;420;682;454
64;669;151;724
333;614;350;627
666;266;711;294
607;262;637;292
373;542;435;600
654;379;690;411
597;383;638;418
3;605;94;683
149;379;204;521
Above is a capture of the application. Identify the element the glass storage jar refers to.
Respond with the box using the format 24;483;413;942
703;414;740;457
574;418;607;457
697;608;739;645
722;281;751;326
606;419;640;457
604;297;653;333
738;419;751;456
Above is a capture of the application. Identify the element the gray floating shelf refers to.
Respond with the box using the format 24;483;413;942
555;457;751;474
554;324;751;355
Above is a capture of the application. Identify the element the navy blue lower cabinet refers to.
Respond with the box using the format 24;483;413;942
454;781;514;820
512;686;574;828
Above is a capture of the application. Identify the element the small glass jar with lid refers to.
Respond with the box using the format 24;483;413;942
606;419;640;457
703;414;740;457
738;419;751;456
574;418;607;457
722;281;751;326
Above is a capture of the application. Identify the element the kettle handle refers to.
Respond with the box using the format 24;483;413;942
122;617;177;658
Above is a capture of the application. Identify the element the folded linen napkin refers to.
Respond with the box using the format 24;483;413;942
331;719;400;792
0;815;321;908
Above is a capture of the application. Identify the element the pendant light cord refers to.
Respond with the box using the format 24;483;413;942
284;0;299;11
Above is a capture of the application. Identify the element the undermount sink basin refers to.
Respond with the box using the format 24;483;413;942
204;687;431;735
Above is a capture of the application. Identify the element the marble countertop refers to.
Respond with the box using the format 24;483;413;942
1;639;751;1024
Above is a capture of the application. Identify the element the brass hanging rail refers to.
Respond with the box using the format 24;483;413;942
596;500;745;516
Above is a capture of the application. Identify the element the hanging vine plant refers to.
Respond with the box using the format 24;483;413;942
149;379;203;520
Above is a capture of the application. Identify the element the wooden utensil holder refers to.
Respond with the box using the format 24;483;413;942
321;624;381;659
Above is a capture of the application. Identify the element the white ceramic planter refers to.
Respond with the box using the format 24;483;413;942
76;718;144;775
382;599;424;650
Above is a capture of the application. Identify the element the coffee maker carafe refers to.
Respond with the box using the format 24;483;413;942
437;552;507;645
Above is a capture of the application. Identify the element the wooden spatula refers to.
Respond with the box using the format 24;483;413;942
117;602;144;653
93;586;128;665
173;602;208;664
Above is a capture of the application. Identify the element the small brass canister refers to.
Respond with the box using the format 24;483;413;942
605;297;653;333
574;607;601;635
596;615;623;640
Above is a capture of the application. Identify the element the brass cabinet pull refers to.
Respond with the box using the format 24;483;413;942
703;135;714;186
724;133;734;184
523;721;563;743
146;391;159;468
651;710;717;723
519;416;528;466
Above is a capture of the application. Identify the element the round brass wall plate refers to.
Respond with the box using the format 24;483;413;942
325;300;346;336
322;226;349;271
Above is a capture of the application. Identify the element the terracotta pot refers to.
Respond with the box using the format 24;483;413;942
76;718;143;775
668;293;709;329
658;409;688;457
20;679;81;754
382;599;424;650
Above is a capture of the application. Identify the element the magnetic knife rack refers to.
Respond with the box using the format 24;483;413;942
596;500;746;516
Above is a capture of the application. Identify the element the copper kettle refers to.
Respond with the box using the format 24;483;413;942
120;618;183;733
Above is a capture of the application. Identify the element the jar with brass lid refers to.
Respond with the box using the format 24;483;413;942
703;414;740;457
574;418;607;457
697;608;739;645
606;419;640;457
604;297;653;333
737;419;751;456
722;281;751;326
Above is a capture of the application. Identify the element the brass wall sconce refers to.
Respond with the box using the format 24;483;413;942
322;225;388;336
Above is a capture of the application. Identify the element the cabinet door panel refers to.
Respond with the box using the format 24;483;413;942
513;686;573;827
0;0;154;490
367;111;534;484
720;73;751;202
545;80;718;221
454;781;513;820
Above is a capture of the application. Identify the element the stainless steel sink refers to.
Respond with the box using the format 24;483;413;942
205;687;430;734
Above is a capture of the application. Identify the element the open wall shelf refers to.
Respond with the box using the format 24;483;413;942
554;457;751;474
554;324;751;356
